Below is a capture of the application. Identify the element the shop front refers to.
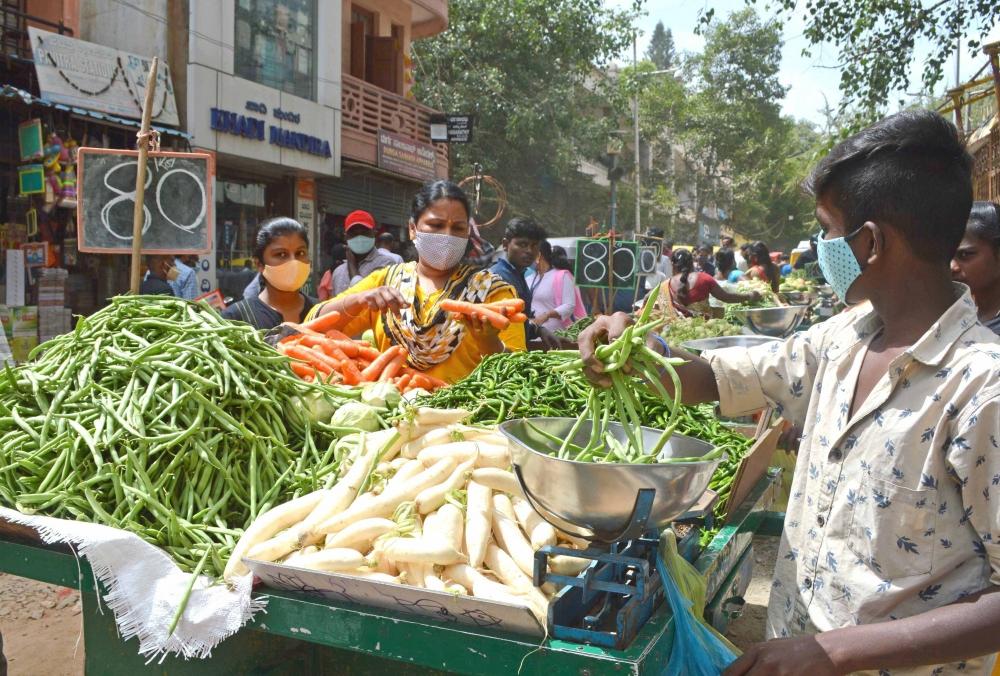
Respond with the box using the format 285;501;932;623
185;0;341;300
0;23;188;361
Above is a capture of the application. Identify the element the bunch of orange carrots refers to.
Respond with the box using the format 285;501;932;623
275;311;447;393
439;298;528;330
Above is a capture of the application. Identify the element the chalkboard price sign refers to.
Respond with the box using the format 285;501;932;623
639;246;659;275
574;238;638;289
77;148;214;254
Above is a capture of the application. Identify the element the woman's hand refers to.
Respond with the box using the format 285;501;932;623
349;286;410;315
462;313;504;353
577;312;633;386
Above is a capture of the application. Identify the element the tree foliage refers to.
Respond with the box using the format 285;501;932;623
646;21;676;70
628;8;818;245
740;0;1000;114
411;0;636;237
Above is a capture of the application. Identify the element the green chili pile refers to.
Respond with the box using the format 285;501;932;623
0;296;360;577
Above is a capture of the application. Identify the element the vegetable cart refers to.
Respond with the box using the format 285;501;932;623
0;470;782;675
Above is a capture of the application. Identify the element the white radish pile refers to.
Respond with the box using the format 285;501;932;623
225;407;591;625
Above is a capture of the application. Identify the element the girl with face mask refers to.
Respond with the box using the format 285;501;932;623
221;217;316;330
306;180;526;384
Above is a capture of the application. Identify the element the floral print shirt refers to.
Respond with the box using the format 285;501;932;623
709;286;1000;675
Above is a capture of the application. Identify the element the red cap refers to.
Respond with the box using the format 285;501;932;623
345;210;376;231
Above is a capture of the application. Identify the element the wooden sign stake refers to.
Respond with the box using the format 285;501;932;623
129;57;159;294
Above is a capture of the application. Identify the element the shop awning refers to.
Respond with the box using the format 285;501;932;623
0;84;192;141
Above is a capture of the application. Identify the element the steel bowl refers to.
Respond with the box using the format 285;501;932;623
730;305;809;337
780;291;812;305
499;418;723;542
680;335;780;353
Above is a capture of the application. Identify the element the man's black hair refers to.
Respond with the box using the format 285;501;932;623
503;216;547;242
377;232;396;243
805;109;972;264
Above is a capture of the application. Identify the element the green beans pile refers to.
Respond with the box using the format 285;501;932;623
0;296;360;577
554;316;596;341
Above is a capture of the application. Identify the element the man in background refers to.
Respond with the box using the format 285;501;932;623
170;254;199;300
376;232;404;264
331;210;400;296
490;217;560;349
141;255;177;296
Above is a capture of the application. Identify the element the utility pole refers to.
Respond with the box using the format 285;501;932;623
633;32;641;238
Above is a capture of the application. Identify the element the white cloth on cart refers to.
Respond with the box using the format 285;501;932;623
0;507;263;661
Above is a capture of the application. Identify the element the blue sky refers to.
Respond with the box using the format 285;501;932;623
609;0;1000;125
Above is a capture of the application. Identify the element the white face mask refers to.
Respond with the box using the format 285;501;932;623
412;231;468;271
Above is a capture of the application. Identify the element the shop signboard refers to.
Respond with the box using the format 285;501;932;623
377;129;437;182
76;149;214;254
429;114;475;143
574;238;638;289
29;27;180;127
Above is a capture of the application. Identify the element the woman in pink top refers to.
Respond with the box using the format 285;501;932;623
529;243;585;331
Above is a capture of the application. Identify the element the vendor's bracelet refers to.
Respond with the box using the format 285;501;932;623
651;334;671;358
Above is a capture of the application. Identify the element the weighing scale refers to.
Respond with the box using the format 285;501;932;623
500;417;723;649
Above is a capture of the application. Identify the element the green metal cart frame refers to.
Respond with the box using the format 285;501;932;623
0;473;784;675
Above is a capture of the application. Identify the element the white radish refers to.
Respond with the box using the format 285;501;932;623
415;458;475;514
470;468;523;497
492;494;536;577
422;568;448;591
412;407;470;427
558;534;593;550
548;554;591;576
380;537;466;565
442;564;545;624
292;431;389;548
398;562;425;588
484;543;550;612
418;442;508;469
225;488;327;581
464;480;492;568
281;545;319;566
512;496;557;549
293;548;366;572
317;458;457;534
384;459;425;490
389;457;410;469
323;517;396;552
434;503;466;556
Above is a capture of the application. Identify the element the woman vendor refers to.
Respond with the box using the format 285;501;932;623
950;201;1000;335
745;240;781;293
664;248;759;316
222;217;316;330
306;180;525;384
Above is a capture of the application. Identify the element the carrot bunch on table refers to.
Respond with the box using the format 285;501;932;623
439;298;528;330
276;311;447;392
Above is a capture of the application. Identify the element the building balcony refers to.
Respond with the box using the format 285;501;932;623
341;73;449;180
411;0;448;39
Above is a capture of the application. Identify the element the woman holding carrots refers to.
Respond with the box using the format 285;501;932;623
305;180;526;385
222;218;317;330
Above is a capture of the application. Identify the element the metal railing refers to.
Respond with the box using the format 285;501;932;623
341;73;449;169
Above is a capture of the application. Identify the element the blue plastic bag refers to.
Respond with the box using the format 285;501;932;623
659;530;741;676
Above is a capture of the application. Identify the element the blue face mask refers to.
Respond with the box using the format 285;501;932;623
816;226;864;303
347;235;375;256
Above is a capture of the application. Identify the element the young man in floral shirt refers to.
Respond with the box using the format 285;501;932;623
580;109;1000;675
